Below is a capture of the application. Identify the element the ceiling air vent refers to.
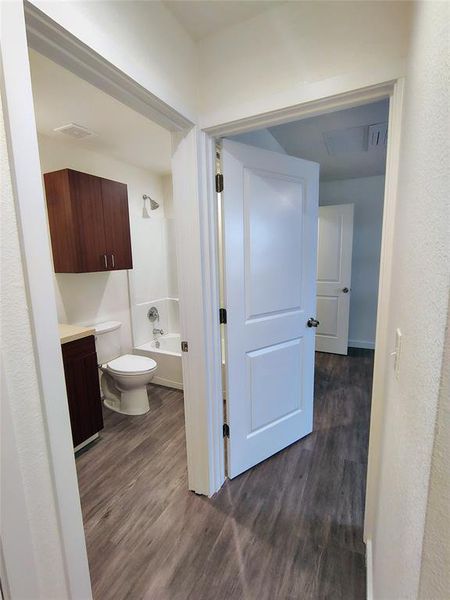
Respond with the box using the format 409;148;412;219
323;125;367;156
53;122;97;139
368;122;388;150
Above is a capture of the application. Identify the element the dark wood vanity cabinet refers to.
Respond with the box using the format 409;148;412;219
61;335;103;448
44;169;133;273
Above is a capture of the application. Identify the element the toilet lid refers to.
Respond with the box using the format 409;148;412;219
106;354;157;375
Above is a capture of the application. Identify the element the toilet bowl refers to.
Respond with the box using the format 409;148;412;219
101;354;157;415
90;321;158;416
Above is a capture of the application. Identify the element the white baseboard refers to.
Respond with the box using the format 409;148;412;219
366;538;373;600
74;432;99;453
348;339;375;350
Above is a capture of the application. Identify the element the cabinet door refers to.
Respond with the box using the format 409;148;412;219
61;336;103;448
44;170;79;272
69;170;108;272
101;178;133;270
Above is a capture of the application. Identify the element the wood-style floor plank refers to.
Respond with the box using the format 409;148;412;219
76;349;373;599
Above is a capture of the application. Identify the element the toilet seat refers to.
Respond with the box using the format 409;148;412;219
105;354;157;376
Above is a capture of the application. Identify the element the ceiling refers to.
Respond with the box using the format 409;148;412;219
28;49;172;174
268;100;389;181
163;0;283;41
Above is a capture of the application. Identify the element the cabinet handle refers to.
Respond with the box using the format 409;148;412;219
111;254;115;268
103;254;108;269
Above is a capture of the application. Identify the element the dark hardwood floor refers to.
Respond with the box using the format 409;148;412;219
76;349;373;600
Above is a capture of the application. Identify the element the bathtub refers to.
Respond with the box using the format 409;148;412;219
134;334;183;390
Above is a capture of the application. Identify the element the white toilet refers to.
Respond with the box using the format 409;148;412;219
92;321;157;415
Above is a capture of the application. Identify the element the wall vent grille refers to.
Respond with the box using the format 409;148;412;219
368;122;388;149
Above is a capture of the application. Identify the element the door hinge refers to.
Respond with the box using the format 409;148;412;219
223;423;230;438
181;340;189;352
219;308;227;324
215;173;224;193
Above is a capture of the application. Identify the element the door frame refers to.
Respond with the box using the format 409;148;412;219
22;2;224;498
2;0;404;596
199;78;405;550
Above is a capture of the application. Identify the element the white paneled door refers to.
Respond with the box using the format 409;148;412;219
316;204;354;355
222;140;320;478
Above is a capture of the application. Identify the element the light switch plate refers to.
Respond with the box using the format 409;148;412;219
394;328;402;378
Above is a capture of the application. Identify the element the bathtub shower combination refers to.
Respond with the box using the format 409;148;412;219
132;302;183;390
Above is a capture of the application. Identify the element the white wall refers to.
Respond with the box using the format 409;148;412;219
37;134;176;353
198;1;412;128
163;173;179;299
320;176;385;349
29;0;198;121
419;306;450;600
371;2;449;598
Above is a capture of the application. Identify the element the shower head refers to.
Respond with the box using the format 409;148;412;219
143;194;159;210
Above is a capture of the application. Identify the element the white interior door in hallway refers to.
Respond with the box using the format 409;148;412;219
221;140;319;478
316;204;354;355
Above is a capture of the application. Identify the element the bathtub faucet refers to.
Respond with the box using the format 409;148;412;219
153;328;164;336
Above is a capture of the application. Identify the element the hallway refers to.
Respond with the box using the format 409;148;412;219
76;349;373;599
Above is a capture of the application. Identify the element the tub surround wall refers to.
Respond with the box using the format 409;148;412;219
37;134;176;353
162;174;179;299
131;297;180;348
129;172;179;347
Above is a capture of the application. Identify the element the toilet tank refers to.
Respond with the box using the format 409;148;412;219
92;321;122;364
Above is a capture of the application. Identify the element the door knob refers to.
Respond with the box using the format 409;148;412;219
342;287;349;293
307;318;320;328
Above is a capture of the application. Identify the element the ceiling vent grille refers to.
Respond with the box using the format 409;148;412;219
323;125;367;156
368;122;388;149
54;122;97;139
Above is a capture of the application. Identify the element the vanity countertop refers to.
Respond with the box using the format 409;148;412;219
59;323;95;345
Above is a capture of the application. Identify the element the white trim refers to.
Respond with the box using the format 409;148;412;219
171;129;224;495
24;1;193;132
74;433;99;453
204;82;394;137
1;2;91;597
366;538;374;600
348;340;376;350
198;131;226;493
364;79;405;540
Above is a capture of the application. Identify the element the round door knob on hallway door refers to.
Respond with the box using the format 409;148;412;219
342;287;350;293
307;318;320;328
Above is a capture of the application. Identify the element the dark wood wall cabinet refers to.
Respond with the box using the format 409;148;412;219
44;169;133;273
61;335;104;448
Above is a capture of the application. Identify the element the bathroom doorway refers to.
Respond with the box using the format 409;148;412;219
27;46;189;596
